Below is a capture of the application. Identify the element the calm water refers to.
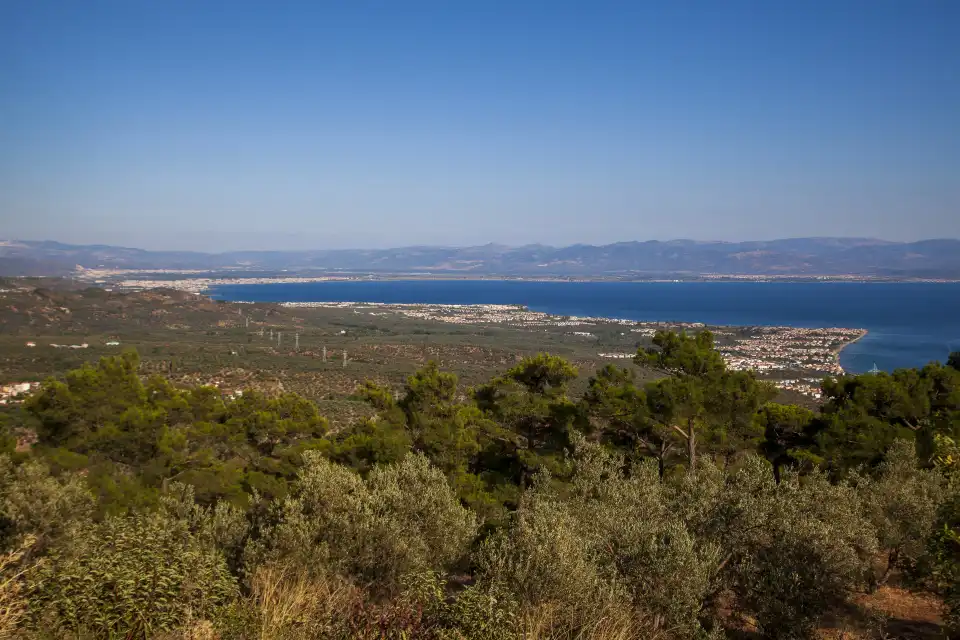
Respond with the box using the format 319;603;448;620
209;281;960;374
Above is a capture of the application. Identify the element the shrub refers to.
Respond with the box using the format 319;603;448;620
442;582;519;640
158;481;252;577
248;452;476;592
0;456;94;550
853;439;945;586
925;435;960;635
670;455;877;639
476;439;718;638
477;491;612;631
28;510;237;638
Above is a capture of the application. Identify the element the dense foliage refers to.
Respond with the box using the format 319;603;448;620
1;332;958;638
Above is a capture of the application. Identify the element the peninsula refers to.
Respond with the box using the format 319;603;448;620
279;301;866;398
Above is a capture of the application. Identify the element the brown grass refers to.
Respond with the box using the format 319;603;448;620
0;536;36;639
519;600;675;640
249;564;358;640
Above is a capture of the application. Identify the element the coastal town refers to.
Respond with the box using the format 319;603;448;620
2;276;869;402
280;300;708;330
73;267;354;294
280;301;867;396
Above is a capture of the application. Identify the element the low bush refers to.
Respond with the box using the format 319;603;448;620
671;455;878;639
28;510;237;638
853;439;945;586
247;451;476;591
0;456;94;550
477;440;719;638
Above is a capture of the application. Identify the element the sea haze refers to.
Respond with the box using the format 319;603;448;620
208;281;960;374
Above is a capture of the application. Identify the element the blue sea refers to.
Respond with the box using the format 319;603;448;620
208;281;960;374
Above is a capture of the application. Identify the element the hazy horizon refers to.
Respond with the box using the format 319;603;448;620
2;1;958;252
6;235;960;256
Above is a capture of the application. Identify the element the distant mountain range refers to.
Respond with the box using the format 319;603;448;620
2;238;959;279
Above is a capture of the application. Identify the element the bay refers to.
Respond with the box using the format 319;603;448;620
208;281;960;374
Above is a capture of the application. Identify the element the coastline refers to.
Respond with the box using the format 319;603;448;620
73;271;960;294
274;300;866;396
69;278;955;377
832;329;869;375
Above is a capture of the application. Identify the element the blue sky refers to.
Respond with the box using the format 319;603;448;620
1;0;957;251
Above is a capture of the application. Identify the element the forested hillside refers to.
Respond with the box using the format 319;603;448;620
1;332;958;638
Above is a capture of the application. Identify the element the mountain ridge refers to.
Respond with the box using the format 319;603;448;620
1;237;959;278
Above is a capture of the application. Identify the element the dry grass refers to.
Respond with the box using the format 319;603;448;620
519;600;674;640
244;568;668;640
251;564;317;638
0;536;36;639
248;564;361;640
156;567;350;640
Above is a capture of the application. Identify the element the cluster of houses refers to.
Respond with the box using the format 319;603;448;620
770;378;825;399
594;326;865;400
24;340;120;349
0;382;39;405
1;340;126;405
716;327;865;377
282;302;712;333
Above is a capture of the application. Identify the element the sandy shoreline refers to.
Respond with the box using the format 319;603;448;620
833;329;869;374
83;272;960;293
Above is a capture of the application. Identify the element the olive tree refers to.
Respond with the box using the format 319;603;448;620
247;452;476;592
669;455;877;639
853;439;945;587
476;438;719;638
